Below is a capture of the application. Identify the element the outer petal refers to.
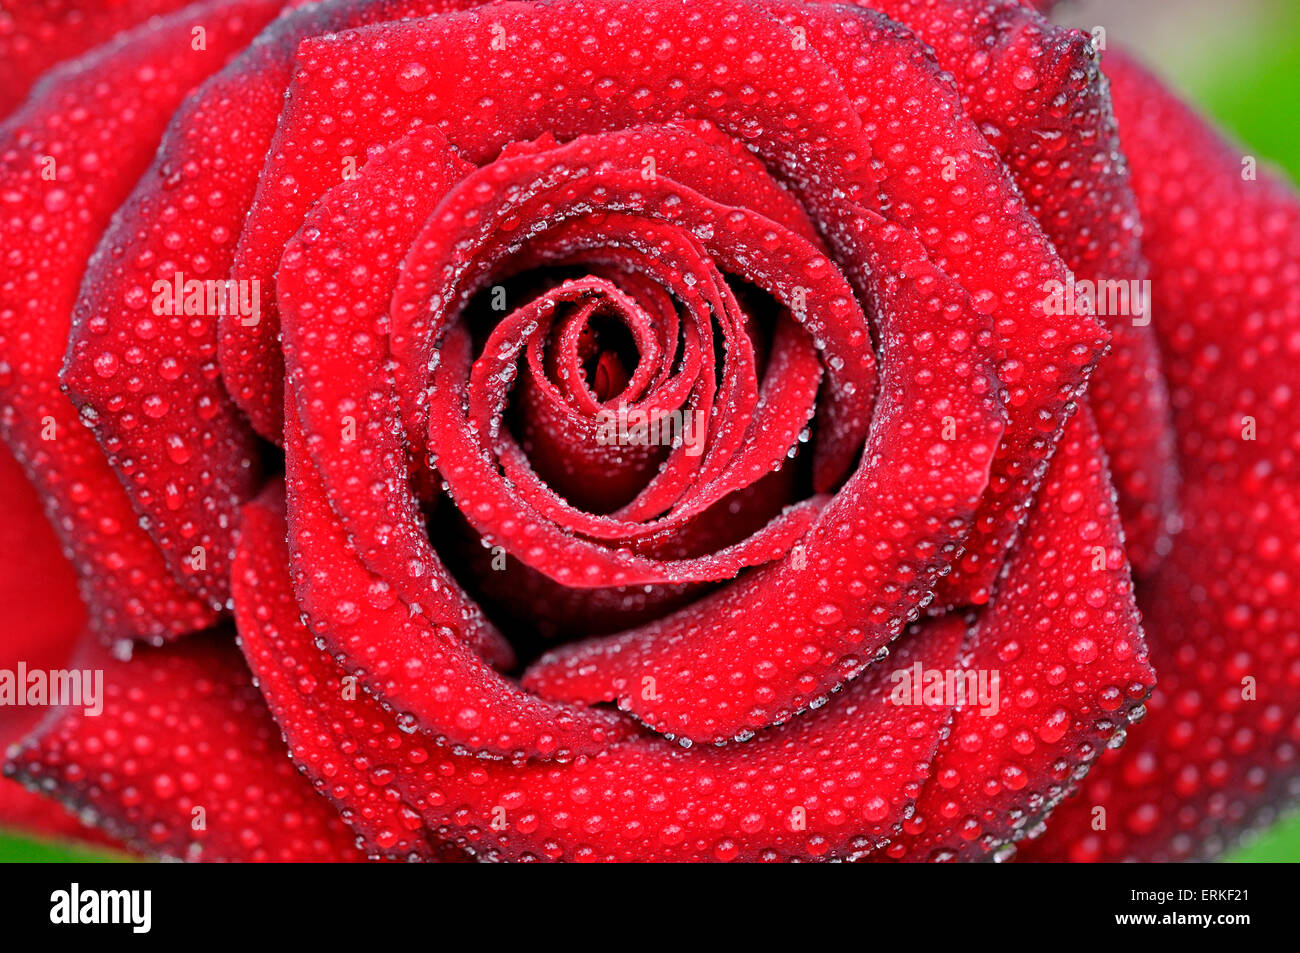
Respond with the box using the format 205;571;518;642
858;0;1177;575
882;408;1154;861
60;0;485;613
0;0;198;119
236;492;969;861
760;0;1110;604
1023;54;1300;861
0;445;84;740
3;632;370;862
0;442;113;848
0;782;123;852
233;491;472;861
0;0;287;640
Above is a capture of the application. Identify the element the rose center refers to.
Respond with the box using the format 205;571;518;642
581;314;639;403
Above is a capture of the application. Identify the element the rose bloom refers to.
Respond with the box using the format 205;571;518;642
0;0;1295;864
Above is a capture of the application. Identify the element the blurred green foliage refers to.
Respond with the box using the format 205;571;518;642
1163;0;1300;184
1228;813;1300;863
0;830;130;863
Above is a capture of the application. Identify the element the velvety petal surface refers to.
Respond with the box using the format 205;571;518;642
0;0;286;640
4;632;372;861
1023;53;1300;862
238;483;968;861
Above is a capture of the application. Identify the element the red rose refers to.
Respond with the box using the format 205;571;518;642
0;0;1295;862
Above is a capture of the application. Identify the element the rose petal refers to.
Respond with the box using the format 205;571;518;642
762;0;1109;604
60;0;484;613
881;408;1154;861
0;0;199;119
222;0;492;439
278;122;836;608
0;442;116;849
859;0;1178;574
0;780;126;852
276;125;515;663
0;0;285;640
236;494;969;860
284;415;634;760
0;444;85;742
3;632;370;861
446;467;804;645
230;0;878;450
1022;53;1300;861
402;126;870;545
234;489;472;861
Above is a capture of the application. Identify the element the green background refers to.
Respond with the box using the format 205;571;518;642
2;0;1298;863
